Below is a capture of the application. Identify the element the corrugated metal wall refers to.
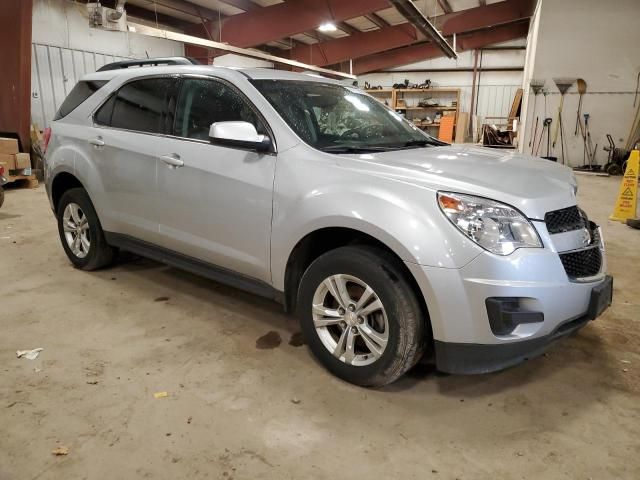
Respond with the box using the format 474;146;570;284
436;84;521;121
31;43;129;128
475;84;522;120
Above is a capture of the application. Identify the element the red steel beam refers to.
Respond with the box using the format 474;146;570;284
353;21;529;74
217;0;390;48
290;24;418;66
0;0;32;152
291;0;533;67
441;0;534;35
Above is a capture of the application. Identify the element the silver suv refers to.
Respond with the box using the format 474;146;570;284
45;59;612;387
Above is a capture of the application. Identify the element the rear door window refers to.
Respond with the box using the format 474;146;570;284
54;80;108;120
95;77;179;134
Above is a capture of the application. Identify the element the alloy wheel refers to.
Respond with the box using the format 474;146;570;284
62;202;91;258
312;274;389;366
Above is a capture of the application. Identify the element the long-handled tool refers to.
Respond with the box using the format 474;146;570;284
574;78;587;135
552;78;575;150
529;79;545;153
530;117;539;155
583;113;595;166
537;117;553;159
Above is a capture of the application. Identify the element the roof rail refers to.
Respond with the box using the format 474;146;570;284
97;57;201;72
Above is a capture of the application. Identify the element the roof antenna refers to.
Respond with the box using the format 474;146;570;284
145;50;150;58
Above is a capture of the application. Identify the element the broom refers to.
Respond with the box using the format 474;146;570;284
574;78;587;136
552;78;575;149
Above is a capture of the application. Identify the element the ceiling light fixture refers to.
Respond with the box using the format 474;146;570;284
318;22;337;32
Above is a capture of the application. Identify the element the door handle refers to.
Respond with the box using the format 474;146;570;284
160;154;184;168
89;137;105;147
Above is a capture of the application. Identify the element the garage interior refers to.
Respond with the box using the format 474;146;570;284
1;0;640;478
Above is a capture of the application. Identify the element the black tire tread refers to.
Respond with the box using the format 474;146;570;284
57;188;116;270
297;245;428;387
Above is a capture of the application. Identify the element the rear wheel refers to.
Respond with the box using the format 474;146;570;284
57;188;116;270
297;246;428;387
0;186;4;208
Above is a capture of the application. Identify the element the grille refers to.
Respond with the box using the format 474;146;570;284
559;247;602;278
545;206;586;234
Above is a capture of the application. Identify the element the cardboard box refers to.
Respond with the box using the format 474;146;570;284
0;137;19;155
0;153;16;171
15;153;31;170
0;161;9;177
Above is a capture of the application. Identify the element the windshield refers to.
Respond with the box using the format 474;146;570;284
251;79;443;153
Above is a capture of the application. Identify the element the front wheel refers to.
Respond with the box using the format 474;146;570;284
297;246;428;387
57;188;116;270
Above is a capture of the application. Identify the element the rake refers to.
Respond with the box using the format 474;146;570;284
529;79;545;154
552;77;575;164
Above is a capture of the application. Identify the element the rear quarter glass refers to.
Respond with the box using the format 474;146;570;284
54;80;108;120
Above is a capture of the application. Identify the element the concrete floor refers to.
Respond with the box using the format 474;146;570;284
1;175;639;480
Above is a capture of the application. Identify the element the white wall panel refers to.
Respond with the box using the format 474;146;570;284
30;43;129;129
31;0;184;129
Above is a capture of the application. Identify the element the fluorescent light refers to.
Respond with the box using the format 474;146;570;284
318;22;337;32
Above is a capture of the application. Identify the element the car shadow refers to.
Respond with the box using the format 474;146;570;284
90;254;621;407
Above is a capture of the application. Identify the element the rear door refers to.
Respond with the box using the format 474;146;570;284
90;76;179;243
153;76;276;283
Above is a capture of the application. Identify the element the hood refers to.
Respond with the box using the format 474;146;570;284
341;144;577;220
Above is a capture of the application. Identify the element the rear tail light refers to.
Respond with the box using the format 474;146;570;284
0;165;4;176
43;127;52;153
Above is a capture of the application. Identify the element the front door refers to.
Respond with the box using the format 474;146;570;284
154;77;276;283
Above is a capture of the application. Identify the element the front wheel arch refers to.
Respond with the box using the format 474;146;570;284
283;227;432;340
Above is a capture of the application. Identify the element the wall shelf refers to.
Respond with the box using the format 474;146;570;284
365;87;461;142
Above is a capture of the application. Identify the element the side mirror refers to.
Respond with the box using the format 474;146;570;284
209;121;273;153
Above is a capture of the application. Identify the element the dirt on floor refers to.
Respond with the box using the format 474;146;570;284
0;175;639;480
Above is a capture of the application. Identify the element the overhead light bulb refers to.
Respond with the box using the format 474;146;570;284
318;22;337;32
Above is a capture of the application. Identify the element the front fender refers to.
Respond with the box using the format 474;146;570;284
270;154;483;290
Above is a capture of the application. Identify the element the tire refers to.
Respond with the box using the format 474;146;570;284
56;188;116;270
297;245;428;387
0;186;4;209
606;163;622;176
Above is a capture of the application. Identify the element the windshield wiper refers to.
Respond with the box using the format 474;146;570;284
320;145;397;154
398;139;442;148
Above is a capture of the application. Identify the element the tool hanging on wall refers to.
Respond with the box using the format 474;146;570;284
574;78;587;136
530;117;539;155
528;79;545;154
574;113;600;171
536;117;553;159
552;78;575;164
584;114;596;167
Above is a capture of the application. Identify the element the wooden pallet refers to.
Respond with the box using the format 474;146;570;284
5;173;38;189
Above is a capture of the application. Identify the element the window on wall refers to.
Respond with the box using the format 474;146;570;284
94;77;179;134
174;78;265;141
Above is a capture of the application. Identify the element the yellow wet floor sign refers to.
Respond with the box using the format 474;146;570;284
610;150;639;222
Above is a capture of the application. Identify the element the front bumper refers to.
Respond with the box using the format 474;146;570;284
405;221;612;374
434;275;612;374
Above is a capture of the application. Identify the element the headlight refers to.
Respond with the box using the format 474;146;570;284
437;192;542;255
